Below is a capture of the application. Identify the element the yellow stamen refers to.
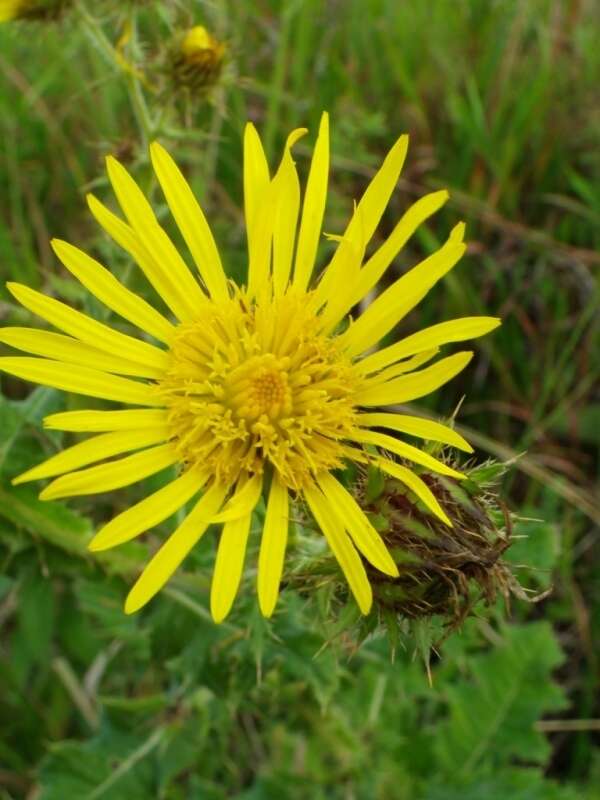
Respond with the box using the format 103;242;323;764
160;288;360;490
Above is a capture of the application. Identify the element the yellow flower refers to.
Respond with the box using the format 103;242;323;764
0;0;68;21
169;24;226;93
0;115;500;621
0;0;24;20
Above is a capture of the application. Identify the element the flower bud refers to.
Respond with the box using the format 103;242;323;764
0;0;71;22
167;25;226;94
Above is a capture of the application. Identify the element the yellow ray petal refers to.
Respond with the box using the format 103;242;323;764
244;122;270;288
0;357;161;406
51;239;174;344
13;427;169;485
0;327;162;379
316;472;398;576
357;316;501;376
317;217;368;333
209;473;263;524
313;133;409;310
352;189;450;303
375;458;451;526
364;348;440;386
257;474;289;617
150;142;229;302
272;131;305;296
6;283;168;373
340;236;466;357
246;185;275;297
211;511;253;623
356;351;473;406
293;112;329;292
39;443;177;501
358;412;473;453
89;467;209;551
105;156;207;316
319;190;450;332
87;193;198;323
124;482;228;614
351;428;464;479
43;409;167;432
304;483;372;614
246;130;307;298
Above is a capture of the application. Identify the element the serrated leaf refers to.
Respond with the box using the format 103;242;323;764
425;767;581;800
434;622;567;775
36;726;164;800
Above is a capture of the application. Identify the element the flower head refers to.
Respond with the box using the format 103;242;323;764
0;0;69;22
168;24;226;94
0;114;500;621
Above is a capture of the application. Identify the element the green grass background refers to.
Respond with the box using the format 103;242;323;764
0;1;599;797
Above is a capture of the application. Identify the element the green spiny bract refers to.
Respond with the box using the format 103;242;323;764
293;456;542;650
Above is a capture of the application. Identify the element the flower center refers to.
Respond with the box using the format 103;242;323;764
227;354;292;421
159;289;361;490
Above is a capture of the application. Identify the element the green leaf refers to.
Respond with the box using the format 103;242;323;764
434;622;567;775
0;484;91;555
17;572;56;664
0;387;62;478
36;726;165;800
505;516;560;590
425;768;581;800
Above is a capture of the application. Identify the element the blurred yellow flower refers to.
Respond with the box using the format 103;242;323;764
0;0;67;21
0;115;500;621
169;24;226;93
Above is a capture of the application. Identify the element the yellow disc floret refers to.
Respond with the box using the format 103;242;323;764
160;289;360;491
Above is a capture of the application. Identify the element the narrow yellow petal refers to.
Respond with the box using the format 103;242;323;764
351;429;464;479
246;182;276;297
247;128;306;296
0;327;162;379
314;133;409;310
365;349;440;386
316;472;398;576
257;474;289;618
51;239;174;344
352;189;450;303
209;473;263;524
87;193;198;323
244;122;270;291
318;190;450;331
39;443;177;501
293;112;329;292
340;237;466;357
357;317;501;376
304;484;372;614
0;357;161;406
105;156;207;317
124;482;228;614
89;467;209;551
317;217;368;332
6;282;168;373
358;413;474;453
211;511;253;623
356;351;473;406
272;132;305;296
375;458;451;526
43;409;167;433
13;427;169;485
150;142;229;302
